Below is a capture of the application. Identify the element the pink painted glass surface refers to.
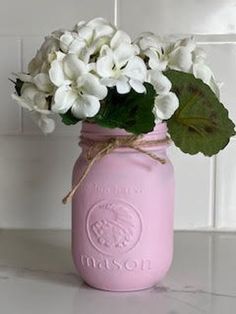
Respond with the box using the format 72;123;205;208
72;122;175;291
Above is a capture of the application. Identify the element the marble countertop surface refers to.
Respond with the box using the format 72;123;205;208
0;230;236;314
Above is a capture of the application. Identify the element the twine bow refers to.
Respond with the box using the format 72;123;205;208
62;135;170;204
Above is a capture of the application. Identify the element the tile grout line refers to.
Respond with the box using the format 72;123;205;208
208;155;217;229
114;0;119;27
208;233;213;295
19;38;24;134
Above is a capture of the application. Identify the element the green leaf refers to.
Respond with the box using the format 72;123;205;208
92;83;156;135
60;110;81;125
165;70;235;156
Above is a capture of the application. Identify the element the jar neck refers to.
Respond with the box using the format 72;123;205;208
80;122;169;153
81;122;168;142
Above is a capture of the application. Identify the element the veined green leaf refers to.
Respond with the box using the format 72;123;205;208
165;70;235;156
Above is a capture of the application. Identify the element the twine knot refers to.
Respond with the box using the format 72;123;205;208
62;135;170;204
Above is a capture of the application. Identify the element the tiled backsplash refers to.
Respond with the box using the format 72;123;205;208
0;0;235;230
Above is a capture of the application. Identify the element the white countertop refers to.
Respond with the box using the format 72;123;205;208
0;230;235;314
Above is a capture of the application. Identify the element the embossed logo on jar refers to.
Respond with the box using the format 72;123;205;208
86;200;142;256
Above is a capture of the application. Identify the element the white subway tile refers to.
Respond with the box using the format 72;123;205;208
196;42;236;228
119;0;236;38
215;139;236;228
169;146;211;229
0;0;114;35
0;37;21;134
0;135;80;229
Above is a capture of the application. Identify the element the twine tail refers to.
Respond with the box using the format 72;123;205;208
62;157;96;204
62;144;114;204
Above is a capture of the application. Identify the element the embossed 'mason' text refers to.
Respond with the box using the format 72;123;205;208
86;183;142;194
80;255;151;271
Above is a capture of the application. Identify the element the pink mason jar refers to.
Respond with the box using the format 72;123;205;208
71;122;175;291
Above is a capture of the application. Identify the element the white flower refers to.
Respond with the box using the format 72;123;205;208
49;53;107;118
58;18;116;63
167;37;220;97
135;32;168;71
14;72;54;94
75;17;115;41
167;37;197;73
59;31;86;56
96;30;146;94
136;33;220;97
192;48;220;98
135;33;180;122
153;92;179;122
28;36;60;75
147;70;171;95
147;69;179;122
31;111;55;134
11;83;55;134
135;32;162;52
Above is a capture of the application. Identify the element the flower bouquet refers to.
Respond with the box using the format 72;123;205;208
11;18;235;291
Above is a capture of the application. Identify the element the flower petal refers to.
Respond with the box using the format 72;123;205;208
60;32;75;52
110;30;131;50
78;25;93;42
90;36;111;55
68;38;86;55
148;70;171;94
31;112;55;134
209;76;220;99
116;76;131;94
177;37;196;52
33;92;49;112
52;85;77;114
77;73;107;100
14;73;33;83
28;56;42;75
192;63;212;85
168;47;193;72
129;79;146;93
192;47;207;64
71;94;100;118
137;33;162;52
96;54;114;77
39;116;55;134
33;73;53;93
94;24;115;39
63;54;88;80
100;77;117;87
193;62;221;98
49;59;66;87
145;49;168;71
11;94;33;111
73;20;86;33
153;92;179;120
122;56;147;81
21;82;38;95
113;43;136;68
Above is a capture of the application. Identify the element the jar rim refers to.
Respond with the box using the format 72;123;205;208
81;122;167;137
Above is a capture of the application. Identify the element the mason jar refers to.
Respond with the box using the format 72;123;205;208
71;122;174;291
